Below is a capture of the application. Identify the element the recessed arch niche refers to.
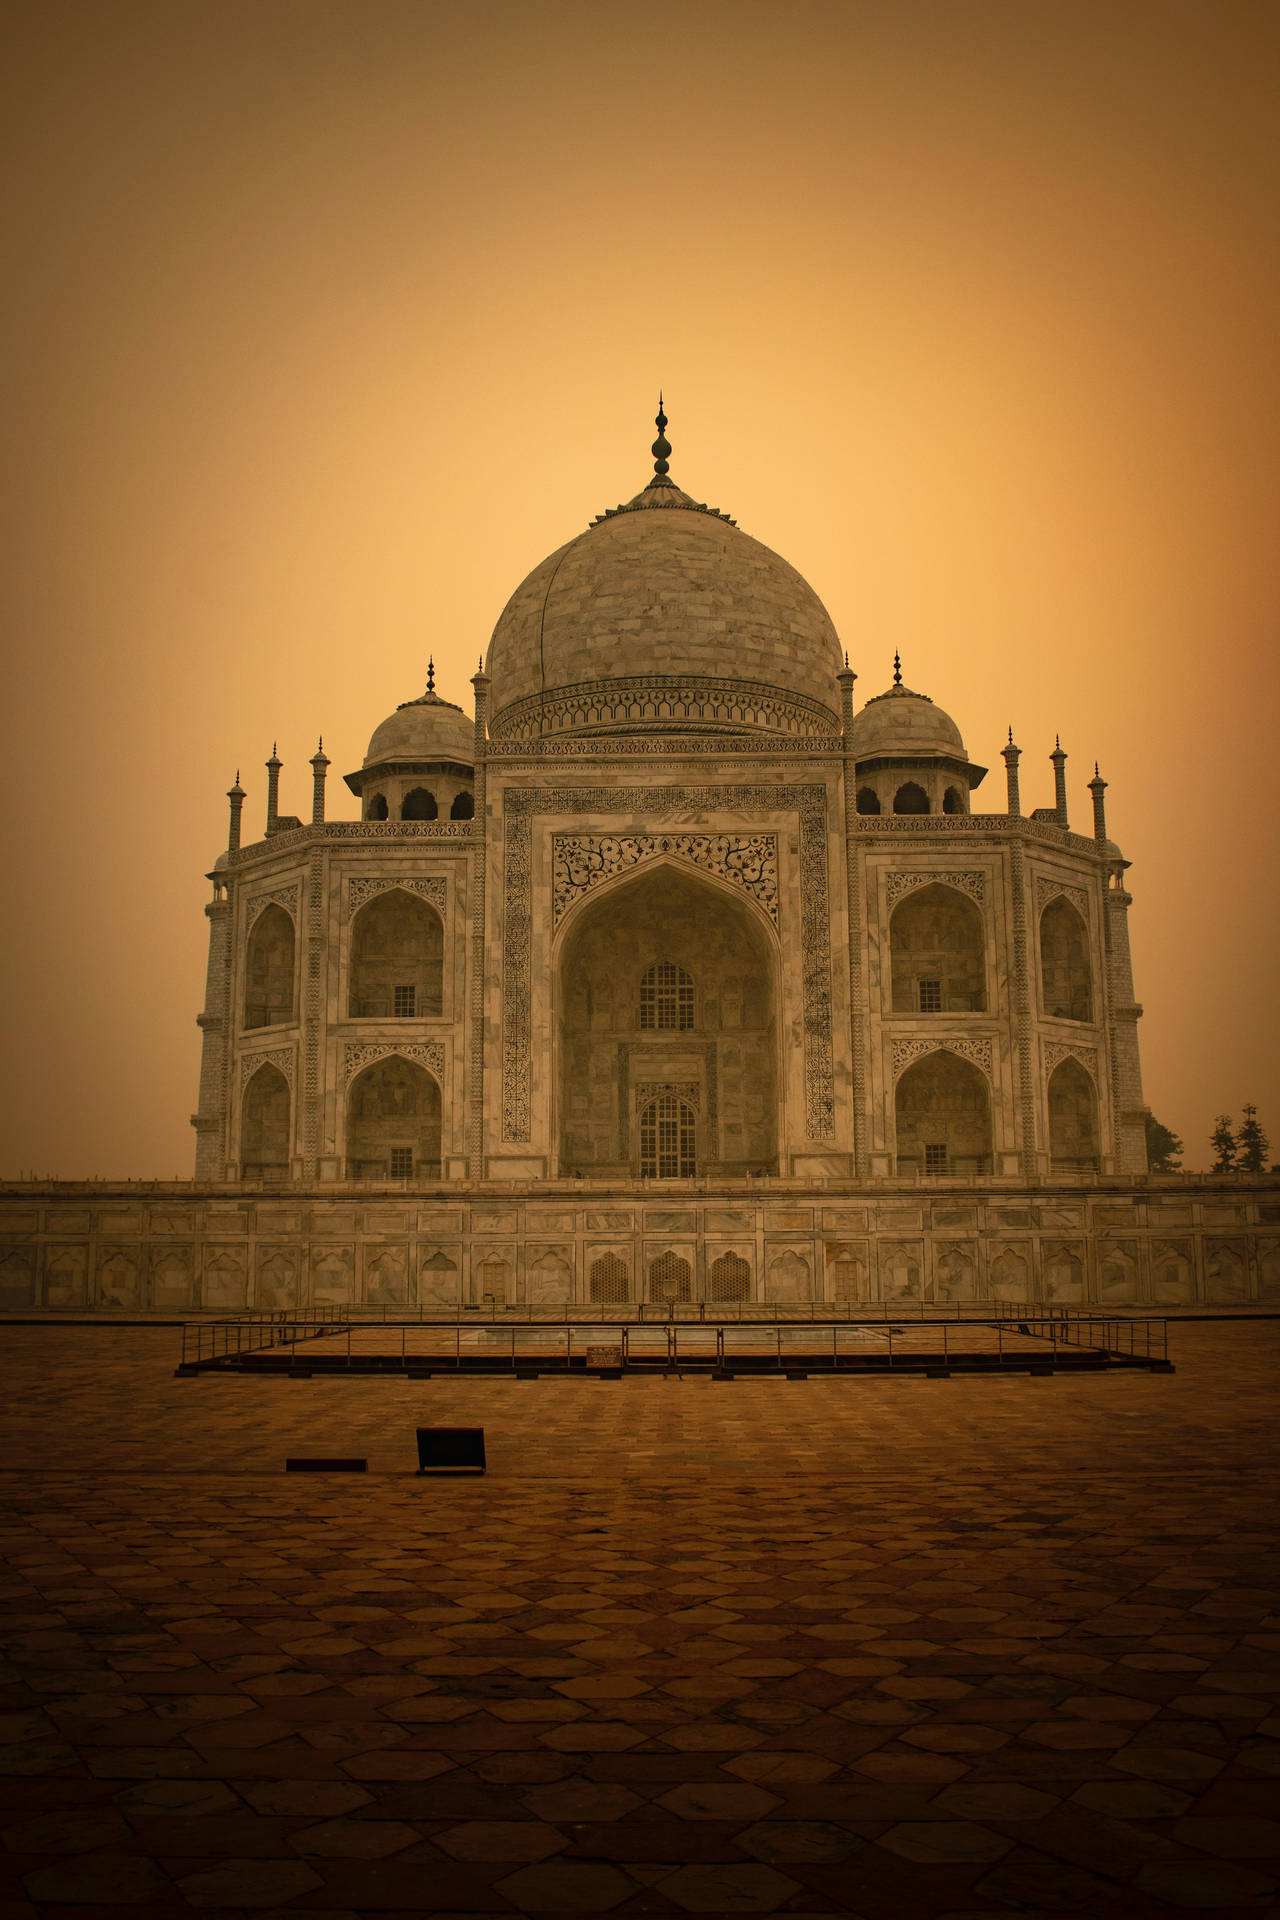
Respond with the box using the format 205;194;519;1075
1040;896;1092;1021
244;904;295;1029
349;889;443;1019
557;863;778;1178
895;1049;992;1175
241;1063;290;1177
890;883;986;1013
1048;1056;1099;1169
345;1056;441;1179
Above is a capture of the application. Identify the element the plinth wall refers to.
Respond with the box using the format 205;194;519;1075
2;1179;1277;1313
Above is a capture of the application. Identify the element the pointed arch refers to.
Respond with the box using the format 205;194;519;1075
244;903;295;1029
556;861;778;1179
894;781;930;814
1040;895;1092;1021
349;888;443;1018
241;1062;290;1178
890;882;986;1013
894;1048;992;1175
1048;1055;1099;1170
345;1054;441;1179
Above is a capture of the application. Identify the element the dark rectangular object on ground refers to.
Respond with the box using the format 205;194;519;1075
416;1427;486;1474
285;1457;366;1472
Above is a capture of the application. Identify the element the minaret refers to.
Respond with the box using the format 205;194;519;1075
837;650;869;1178
1002;729;1021;816
265;744;282;836
467;656;491;1176
310;739;329;826
1088;763;1108;842
226;772;245;856
1050;737;1068;826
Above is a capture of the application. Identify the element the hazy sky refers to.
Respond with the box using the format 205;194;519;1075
2;0;1277;1175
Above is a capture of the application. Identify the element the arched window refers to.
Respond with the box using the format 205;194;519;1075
640;1094;696;1179
589;1254;629;1304
401;788;437;820
856;786;881;816
1039;896;1092;1021
450;790;475;820
244;904;295;1029
943;786;965;814
345;1055;441;1179
895;1049;992;1175
1048;1057;1099;1170
894;782;930;814
349;890;443;1018
241;1062;290;1179
708;1252;750;1303
639;961;694;1031
889;883;986;1013
367;792;388;821
648;1250;692;1302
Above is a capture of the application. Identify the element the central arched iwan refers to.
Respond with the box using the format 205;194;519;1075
557;864;777;1178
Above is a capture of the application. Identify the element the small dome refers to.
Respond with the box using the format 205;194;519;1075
485;467;843;739
363;683;473;768
847;682;967;759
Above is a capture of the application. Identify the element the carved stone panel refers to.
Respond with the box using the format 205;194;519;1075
1034;876;1089;920
342;1041;445;1084
934;1242;981;1304
255;1246;300;1310
0;1246;36;1308
364;1244;408;1306
240;1047;295;1090
151;1245;194;1308
553;833;779;926
95;1246;141;1308
420;1246;461;1307
1205;1238;1249;1304
203;1246;248;1311
891;1037;993;1081
1042;1239;1086;1304
246;884;300;926
1151;1239;1195;1306
885;869;987;910
879;1241;925;1303
312;1245;355;1305
45;1244;89;1308
347;876;447;919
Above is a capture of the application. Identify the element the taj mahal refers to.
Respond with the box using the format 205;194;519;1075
3;413;1275;1312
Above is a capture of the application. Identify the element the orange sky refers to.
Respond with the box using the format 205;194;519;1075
2;0;1277;1176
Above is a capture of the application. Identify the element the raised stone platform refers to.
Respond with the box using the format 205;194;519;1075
2;1175;1277;1312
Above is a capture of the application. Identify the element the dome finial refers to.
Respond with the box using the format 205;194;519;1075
651;394;671;478
893;650;902;687
426;656;435;696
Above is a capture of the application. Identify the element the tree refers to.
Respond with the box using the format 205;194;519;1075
1210;1115;1238;1172
1145;1114;1183;1173
1238;1105;1270;1175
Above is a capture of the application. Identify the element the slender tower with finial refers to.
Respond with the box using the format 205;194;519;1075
265;744;281;836
1002;728;1022;817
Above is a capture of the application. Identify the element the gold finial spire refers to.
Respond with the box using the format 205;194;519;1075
893;651;902;687
426;656;435;696
652;394;671;478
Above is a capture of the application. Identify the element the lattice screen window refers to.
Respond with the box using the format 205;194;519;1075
589;1254;629;1304
924;1142;948;1174
640;1094;696;1179
639;961;694;1031
648;1250;692;1302
709;1252;751;1303
393;985;416;1017
389;1148;413;1177
918;978;943;1012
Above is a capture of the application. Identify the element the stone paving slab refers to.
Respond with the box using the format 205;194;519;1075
0;1324;1278;1917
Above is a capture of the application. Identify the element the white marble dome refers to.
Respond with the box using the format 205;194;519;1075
847;681;967;759
363;684;473;768
485;471;844;739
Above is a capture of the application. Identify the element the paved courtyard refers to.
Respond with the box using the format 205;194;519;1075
1;1322;1278;1918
